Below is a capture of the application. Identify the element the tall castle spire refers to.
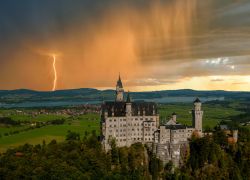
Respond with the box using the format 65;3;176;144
116;73;124;102
117;73;123;88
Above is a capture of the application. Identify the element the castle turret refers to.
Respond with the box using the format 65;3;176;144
192;98;203;134
172;112;177;123
233;130;238;143
126;92;132;116
116;74;124;102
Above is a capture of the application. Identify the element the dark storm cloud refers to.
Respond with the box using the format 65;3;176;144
1;0;249;64
137;0;250;66
0;0;250;90
0;0;104;43
0;0;149;41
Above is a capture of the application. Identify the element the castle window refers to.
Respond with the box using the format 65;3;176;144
114;119;116;122
114;125;116;127
109;125;112;127
109;119;112;122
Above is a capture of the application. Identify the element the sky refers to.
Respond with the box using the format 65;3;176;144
0;0;250;91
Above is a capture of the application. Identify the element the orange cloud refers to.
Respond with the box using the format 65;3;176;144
1;0;250;91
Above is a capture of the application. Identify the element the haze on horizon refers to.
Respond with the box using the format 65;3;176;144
0;0;250;92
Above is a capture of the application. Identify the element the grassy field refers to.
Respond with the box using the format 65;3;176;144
0;114;99;152
9;114;69;122
0;103;244;153
159;103;242;128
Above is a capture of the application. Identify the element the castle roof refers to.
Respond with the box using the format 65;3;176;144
166;119;177;125
102;101;157;117
165;124;187;130
194;98;201;103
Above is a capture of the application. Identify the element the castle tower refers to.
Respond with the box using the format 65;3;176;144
233;130;238;143
126;92;132;116
192;98;203;133
172;112;177;123
116;74;124;102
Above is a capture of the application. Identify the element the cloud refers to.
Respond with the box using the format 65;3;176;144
211;79;224;82
126;78;180;87
232;82;248;85
0;0;250;91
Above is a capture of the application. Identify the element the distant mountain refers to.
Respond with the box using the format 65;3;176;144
0;88;250;108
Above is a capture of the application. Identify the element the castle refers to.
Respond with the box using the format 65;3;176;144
101;75;204;167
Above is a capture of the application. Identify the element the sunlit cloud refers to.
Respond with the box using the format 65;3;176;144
0;0;250;91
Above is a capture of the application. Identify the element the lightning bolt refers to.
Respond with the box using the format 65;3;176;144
52;55;57;91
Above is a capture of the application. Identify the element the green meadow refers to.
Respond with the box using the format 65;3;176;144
158;103;242;128
0;103;244;153
0;113;99;152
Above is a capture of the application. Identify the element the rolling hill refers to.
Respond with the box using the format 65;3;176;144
0;88;250;108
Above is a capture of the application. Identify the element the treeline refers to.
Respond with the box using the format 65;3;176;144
169;128;250;180
0;128;249;179
0;117;20;125
0;118;65;138
0;131;152;179
231;112;250;124
0;117;65;126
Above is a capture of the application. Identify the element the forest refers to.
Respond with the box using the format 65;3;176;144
0;126;249;180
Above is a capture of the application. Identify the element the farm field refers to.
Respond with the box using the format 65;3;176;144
158;103;242;129
0;103;244;153
0;113;99;152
